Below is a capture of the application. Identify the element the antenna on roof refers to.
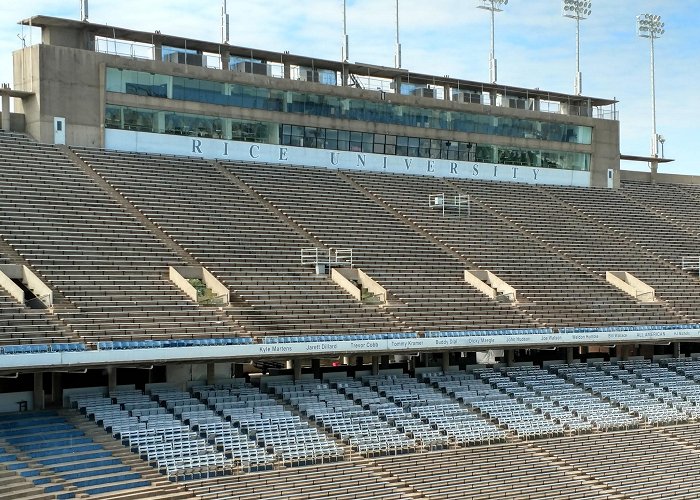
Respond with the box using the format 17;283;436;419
394;0;401;68
342;0;349;62
80;0;89;22
221;0;230;44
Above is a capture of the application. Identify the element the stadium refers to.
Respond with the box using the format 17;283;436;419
0;2;699;499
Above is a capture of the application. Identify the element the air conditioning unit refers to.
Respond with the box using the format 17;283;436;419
452;91;482;104
412;87;434;98
232;61;269;76
165;52;204;67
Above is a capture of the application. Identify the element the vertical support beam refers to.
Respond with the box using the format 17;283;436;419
566;347;575;364
442;84;451;102
355;356;364;367
206;363;216;385
153;43;163;61
311;359;321;379
107;366;117;391
286;360;293;370
51;372;62;407
283;63;292;80
233;363;245;379
1;93;10;132
506;350;515;366
380;355;390;368
673;342;681;358
371;356;379;375
221;52;230;71
33;372;44;410
292;359;302;381
393;77;402;95
442;351;450;372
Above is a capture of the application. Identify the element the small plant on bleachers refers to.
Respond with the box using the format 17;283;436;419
361;288;383;305
188;278;225;306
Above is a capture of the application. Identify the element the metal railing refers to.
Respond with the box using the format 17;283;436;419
681;256;700;272
25;293;52;309
301;248;353;268
429;193;471;217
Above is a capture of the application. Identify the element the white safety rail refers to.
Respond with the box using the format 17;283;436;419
681;256;700;272
429;193;470;217
300;248;354;270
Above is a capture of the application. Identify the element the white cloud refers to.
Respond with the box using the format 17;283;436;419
1;0;697;174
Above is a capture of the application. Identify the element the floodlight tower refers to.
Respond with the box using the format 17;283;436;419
342;0;349;62
394;0;402;68
221;0;230;44
637;13;665;159
477;0;508;84
562;0;591;96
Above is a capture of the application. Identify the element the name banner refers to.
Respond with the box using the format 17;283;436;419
3;329;698;371
105;129;591;187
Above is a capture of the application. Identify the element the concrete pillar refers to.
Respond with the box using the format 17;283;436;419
1;93;10;132
107;366;117;391
311;359;321;379
566;347;575;364
442;351;450;373
286;360;293;370
221;52;230;71
443;84;451;101
343;356;353;366
380;355;390;368
33;373;44;410
51;372;62;407
355;357;364;367
371;356;379;375
153;43;163;61
233;363;245;379
506;350;515;366
206;363;216;385
393;77;402;95
292;359;302;381
673;342;681;359
284;63;292;80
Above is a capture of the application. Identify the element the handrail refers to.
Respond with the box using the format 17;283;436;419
25;293;52;309
429;193;470;217
301;248;353;268
681;256;700;271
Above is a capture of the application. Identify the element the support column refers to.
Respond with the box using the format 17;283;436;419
107;366;117;391
33;372;44;410
673;342;681;359
311;359;321;379
221;52;230;71
1;93;9;132
371;356;379;375
153;43;163;61
233;363;245;379
292;359;302;381
443;84;451;101
442;351;450;373
283;63;292;80
355;356;364;368
206;363;216;385
506;350;515;366
286;360;293;370
566;347;575;364
393;76;402;95
380;355;390;368
51;372;62;407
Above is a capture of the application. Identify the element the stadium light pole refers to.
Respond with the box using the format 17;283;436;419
477;0;508;84
342;0;350;62
637;13;665;159
562;0;591;96
394;0;402;68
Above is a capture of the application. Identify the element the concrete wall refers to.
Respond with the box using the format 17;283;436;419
621;169;700;186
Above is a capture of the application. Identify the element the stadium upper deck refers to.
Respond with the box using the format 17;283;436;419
10;15;620;188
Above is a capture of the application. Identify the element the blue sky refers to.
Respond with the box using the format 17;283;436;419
0;1;697;174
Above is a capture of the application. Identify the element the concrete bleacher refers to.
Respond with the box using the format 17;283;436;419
0;134;241;345
73;148;402;339
229;162;534;332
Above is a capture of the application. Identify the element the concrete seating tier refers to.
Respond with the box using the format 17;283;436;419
74;148;400;338
0;134;242;344
373;443;616;500
185;462;412;500
535;428;700;499
230;163;534;332
348;170;673;329
465;177;700;323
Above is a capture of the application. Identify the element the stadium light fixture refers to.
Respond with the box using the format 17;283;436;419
562;0;591;96
476;0;508;84
342;0;350;62
637;13;665;159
